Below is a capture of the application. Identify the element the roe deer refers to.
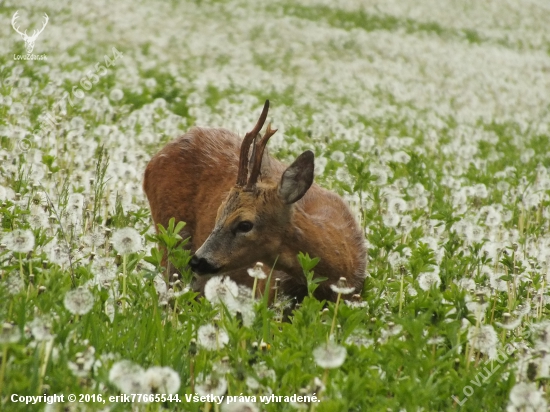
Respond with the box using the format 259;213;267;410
143;101;367;302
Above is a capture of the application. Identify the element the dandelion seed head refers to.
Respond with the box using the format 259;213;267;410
312;342;347;369
109;88;124;101
0;323;21;344
83;227;106;248
112;227;142;255
204;276;238;306
417;271;441;291
3;229;35;253
196;374;227;396
109;360;147;394
247;262;267;279
29;317;54;341
329;277;355;295
5;273;24;295
64;287;94;315
467;325;498;358
143;366;181;394
507;382;547;411
197;324;229;351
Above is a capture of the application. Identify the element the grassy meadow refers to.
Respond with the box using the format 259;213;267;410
1;0;550;410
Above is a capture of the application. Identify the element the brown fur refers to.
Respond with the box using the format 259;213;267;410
143;125;367;302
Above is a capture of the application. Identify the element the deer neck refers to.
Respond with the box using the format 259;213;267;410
276;201;364;298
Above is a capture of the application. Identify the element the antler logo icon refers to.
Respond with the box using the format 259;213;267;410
11;11;49;54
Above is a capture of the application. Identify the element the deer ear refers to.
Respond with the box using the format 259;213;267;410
278;150;314;204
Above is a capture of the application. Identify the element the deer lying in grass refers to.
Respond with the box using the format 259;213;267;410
143;101;366;302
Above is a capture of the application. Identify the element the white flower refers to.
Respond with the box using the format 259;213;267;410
0;323;22;344
204;276;238;306
417;272;441;291
330;277;355;295
109;88;124;101
29;318;54;341
3;229;35;253
467;325;498;358
247;262;267;279
330;151;345;162
392;150;411;164
68;346;95;378
142;366;181;394
388;197;408;214
196;374;227;396
197;324;229;351
83;227;106;248
112;227;142;255
64;287;94;315
507;382;547;412
109;360;147;394
5;273;24;295
313;342;347;369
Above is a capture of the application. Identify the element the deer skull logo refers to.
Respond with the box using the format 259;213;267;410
11;11;49;54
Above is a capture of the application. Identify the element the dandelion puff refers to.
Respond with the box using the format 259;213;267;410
253;362;276;381
68;346;95;378
197;324;229;351
388;197;408;214
456;278;476;292
345;332;373;348
226;286;255;327
143;366;181;394
417;272;441;291
91;257;118;289
382;211;400;228
247;262;267;279
495;313;523;330
5;273;24;295
330;151;345;162
29;318;54;341
109;360;147;394
330;277;355;295
109;88;124;101
507;382;547;412
196;374;227;396
83;227;106;248
467;325;498;358
3;229;35;253
0;323;22;344
112;227;142;255
64;287;94;315
312;342;347;369
466;300;488;322
378;323;403;344
67;193;84;210
204;276;238;306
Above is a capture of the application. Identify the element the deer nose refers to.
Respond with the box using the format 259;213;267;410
189;255;220;275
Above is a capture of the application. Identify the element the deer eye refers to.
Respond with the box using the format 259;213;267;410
236;221;254;233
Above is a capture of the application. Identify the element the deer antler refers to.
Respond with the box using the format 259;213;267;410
11;12;48;40
245;122;278;191
236;100;270;187
29;13;49;40
11;11;27;37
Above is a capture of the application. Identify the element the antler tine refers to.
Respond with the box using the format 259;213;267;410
11;11;26;36
31;13;49;39
236;100;270;187
245;122;278;190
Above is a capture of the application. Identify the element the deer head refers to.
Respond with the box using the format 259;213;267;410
189;101;315;275
11;11;49;54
